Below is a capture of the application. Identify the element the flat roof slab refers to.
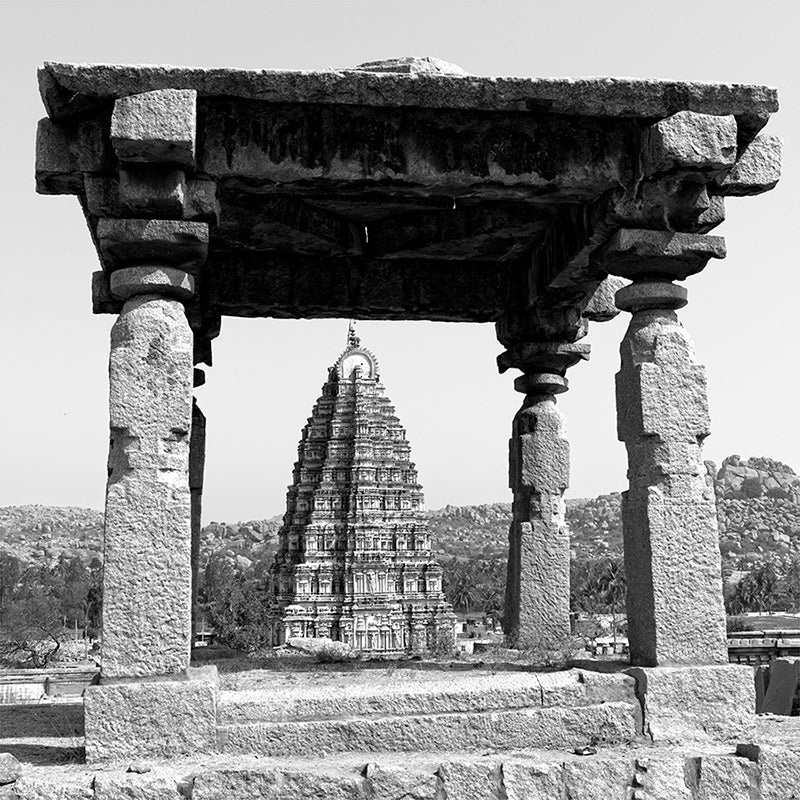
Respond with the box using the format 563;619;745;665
40;62;777;129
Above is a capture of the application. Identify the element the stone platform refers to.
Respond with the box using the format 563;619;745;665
3;665;799;798
217;668;639;756
2;740;799;800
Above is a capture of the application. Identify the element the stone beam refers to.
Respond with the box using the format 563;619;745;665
199;101;631;198
207;253;519;322
39;62;778;128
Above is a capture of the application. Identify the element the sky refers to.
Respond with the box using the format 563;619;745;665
0;0;798;522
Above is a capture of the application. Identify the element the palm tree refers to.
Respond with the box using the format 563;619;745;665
595;558;626;645
450;570;475;611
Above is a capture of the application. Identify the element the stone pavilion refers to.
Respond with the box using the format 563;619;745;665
267;323;455;653
29;57;799;798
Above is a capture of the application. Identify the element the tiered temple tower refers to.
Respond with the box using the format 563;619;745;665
267;325;455;655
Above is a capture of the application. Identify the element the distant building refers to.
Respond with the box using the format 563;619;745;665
266;325;455;654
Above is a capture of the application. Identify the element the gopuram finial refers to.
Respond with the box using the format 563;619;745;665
347;319;361;348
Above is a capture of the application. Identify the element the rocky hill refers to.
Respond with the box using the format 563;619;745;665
2;455;798;573
0;505;104;565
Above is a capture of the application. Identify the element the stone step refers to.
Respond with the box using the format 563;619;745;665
217;668;635;724
217;700;640;757
14;745;796;800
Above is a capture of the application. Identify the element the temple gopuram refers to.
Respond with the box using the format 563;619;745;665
268;324;455;654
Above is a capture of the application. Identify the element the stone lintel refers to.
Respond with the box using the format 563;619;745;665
111;88;197;167
642;111;738;178
625;664;755;744
497;341;590;375
97;218;208;272
592;229;726;280
84;667;218;762
40;62;778;127
716;131;783;196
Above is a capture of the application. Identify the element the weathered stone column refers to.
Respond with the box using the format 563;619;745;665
102;269;196;679
190;395;206;642
596;229;729;666
499;342;589;651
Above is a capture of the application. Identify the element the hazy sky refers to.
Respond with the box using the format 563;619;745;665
1;1;797;521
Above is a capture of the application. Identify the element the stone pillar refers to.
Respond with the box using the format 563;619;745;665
190;396;206;643
597;229;728;666
102;269;196;679
500;342;589;651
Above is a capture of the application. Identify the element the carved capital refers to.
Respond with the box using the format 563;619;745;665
498;341;590;396
110;265;195;301
615;280;687;313
497;341;590;376
592;229;725;281
96;218;209;273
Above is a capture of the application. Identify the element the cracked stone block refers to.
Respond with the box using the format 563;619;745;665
626;665;755;743
102;296;193;679
643;111;737;176
84;671;218;762
111;89;197;167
